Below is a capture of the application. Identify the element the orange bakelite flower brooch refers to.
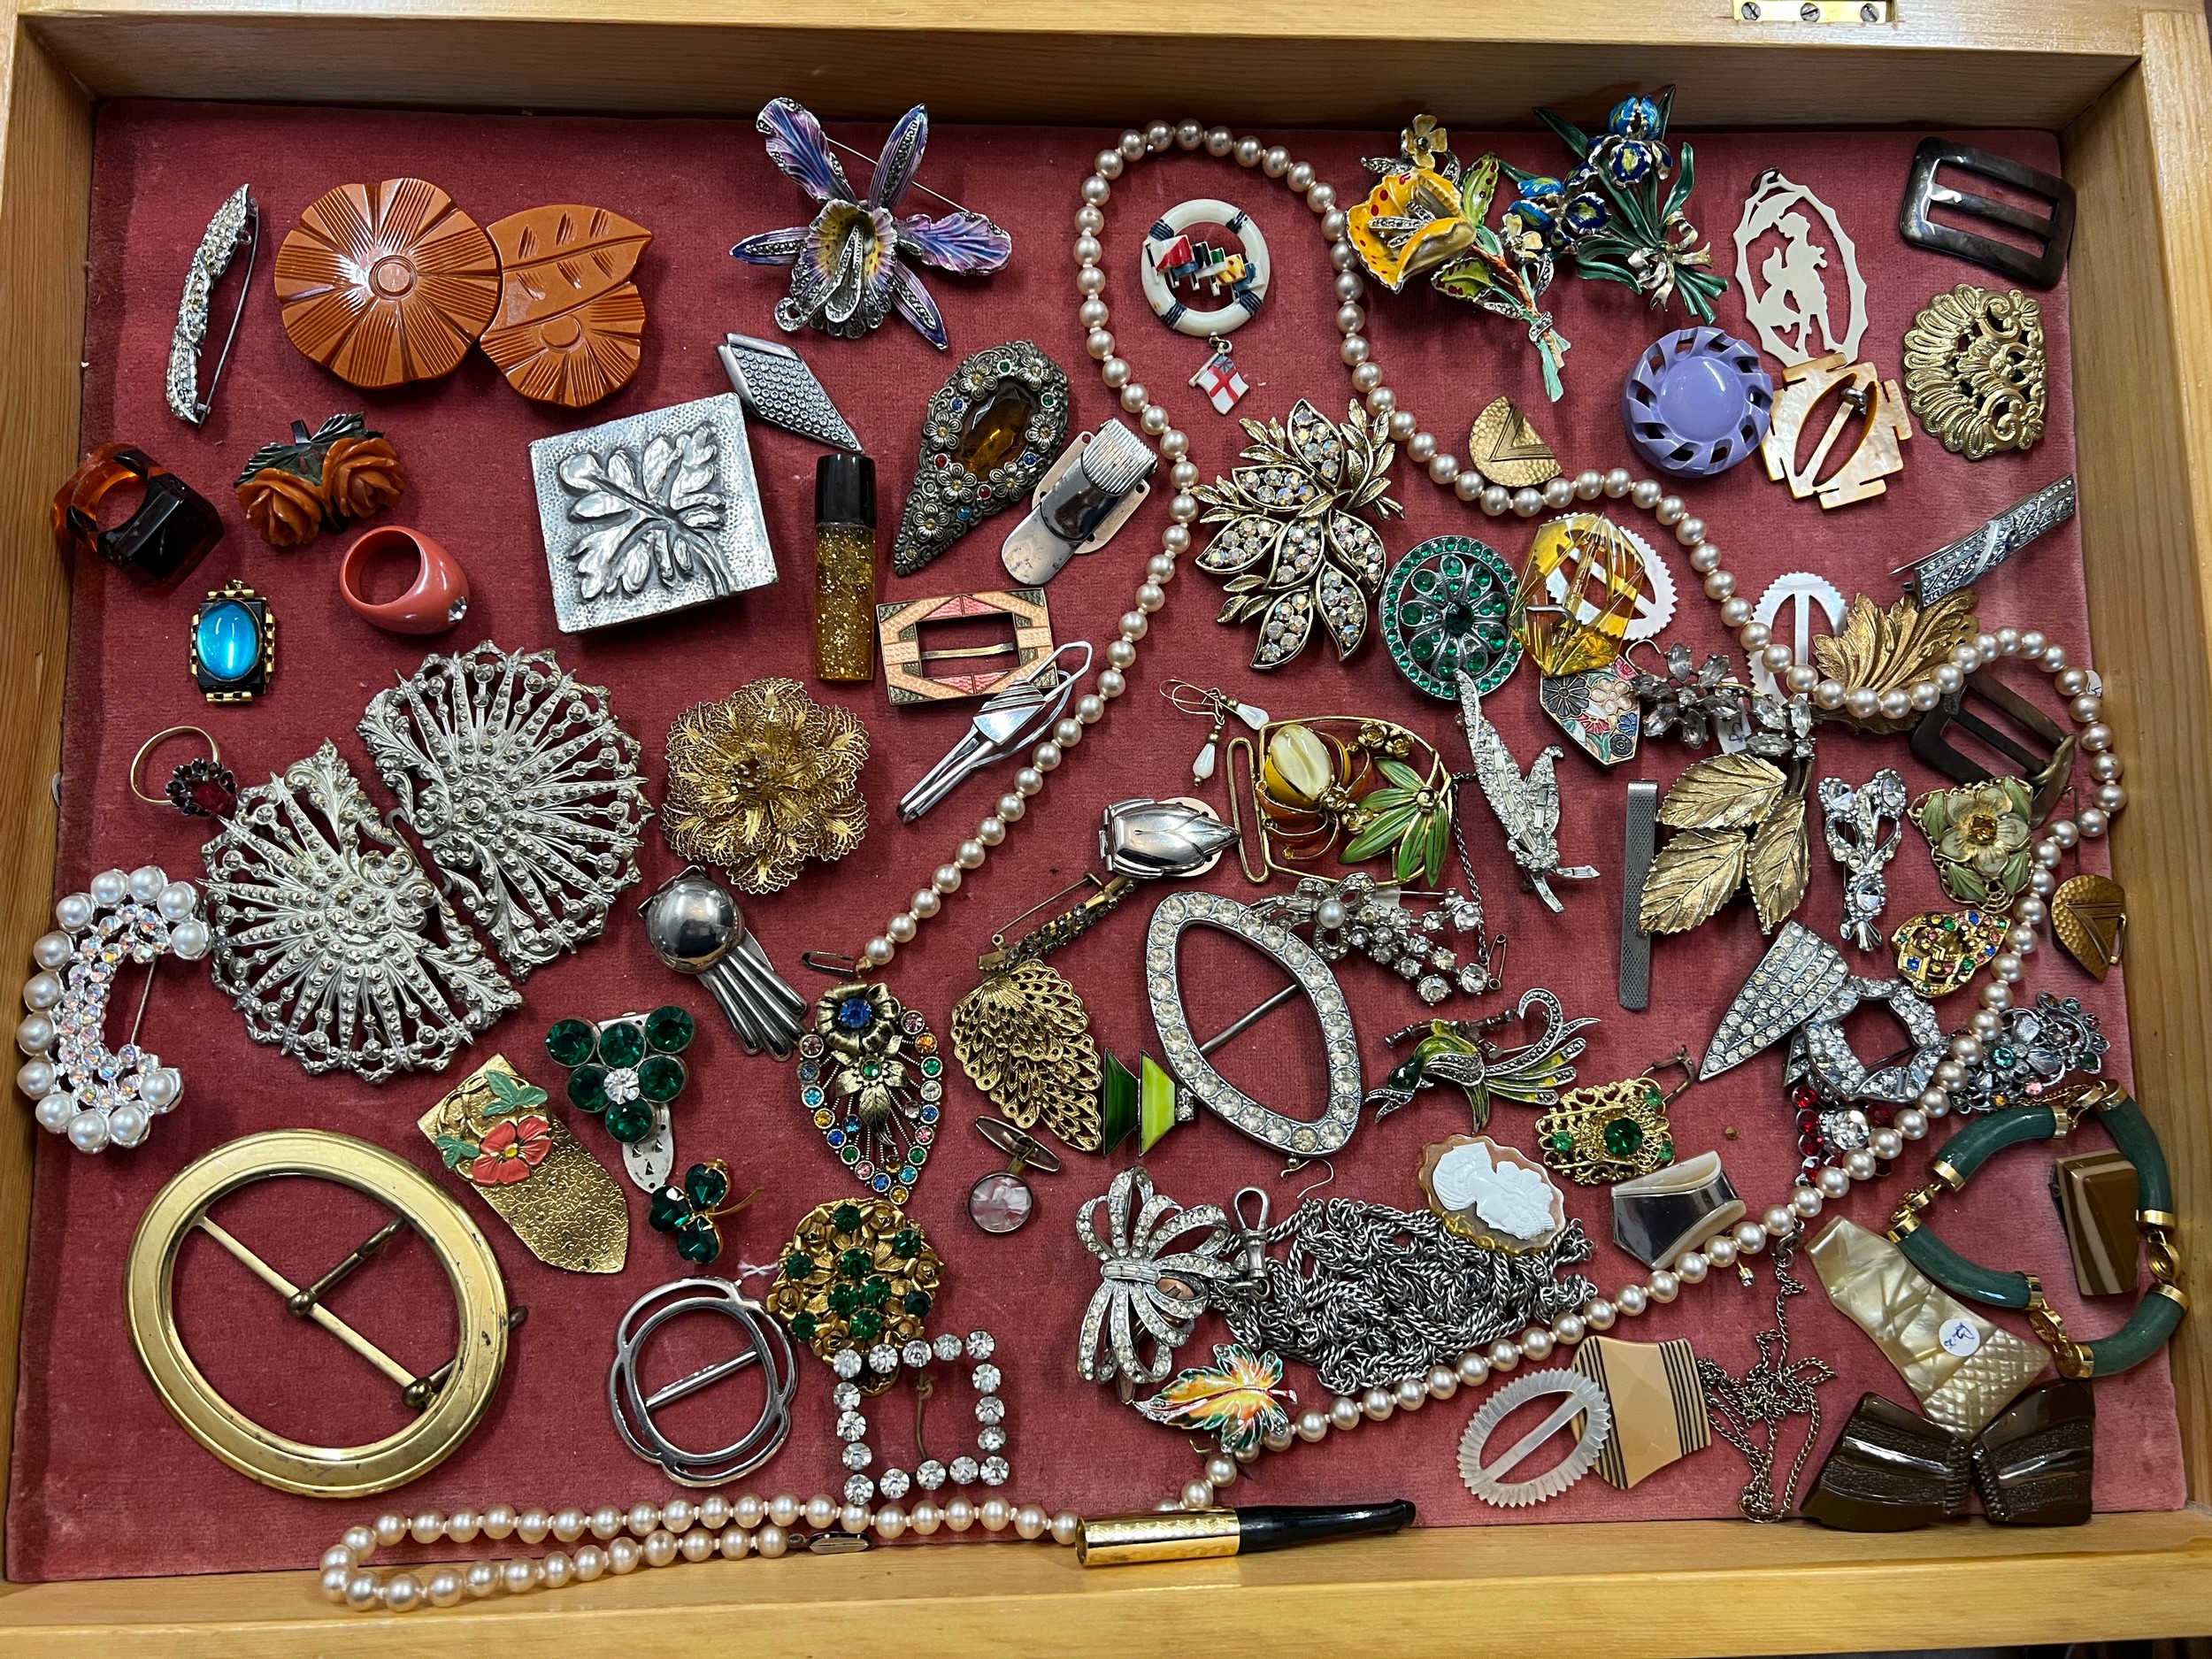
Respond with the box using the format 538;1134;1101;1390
276;180;653;406
273;177;501;388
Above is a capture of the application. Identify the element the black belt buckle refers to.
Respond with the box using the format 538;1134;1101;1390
1909;670;2078;823
1898;138;2075;288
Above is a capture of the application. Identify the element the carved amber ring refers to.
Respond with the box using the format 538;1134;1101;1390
50;443;223;591
340;525;471;634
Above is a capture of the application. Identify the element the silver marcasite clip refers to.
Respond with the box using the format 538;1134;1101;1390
718;332;862;451
1895;475;2075;603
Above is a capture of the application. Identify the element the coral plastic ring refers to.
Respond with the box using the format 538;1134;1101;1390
340;525;471;634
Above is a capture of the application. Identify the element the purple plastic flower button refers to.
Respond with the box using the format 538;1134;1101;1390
1621;326;1773;479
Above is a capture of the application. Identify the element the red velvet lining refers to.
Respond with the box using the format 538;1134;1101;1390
11;100;2178;1582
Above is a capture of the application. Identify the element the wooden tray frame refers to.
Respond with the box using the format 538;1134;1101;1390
0;1;2208;1650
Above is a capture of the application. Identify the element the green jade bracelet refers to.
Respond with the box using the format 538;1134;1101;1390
1886;1081;2186;1377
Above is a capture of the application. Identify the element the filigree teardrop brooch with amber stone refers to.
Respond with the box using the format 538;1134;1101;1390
892;341;1070;575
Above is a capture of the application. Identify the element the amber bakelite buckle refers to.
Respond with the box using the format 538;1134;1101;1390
51;442;223;591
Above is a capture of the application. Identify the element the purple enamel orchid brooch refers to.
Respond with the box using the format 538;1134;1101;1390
732;98;1012;350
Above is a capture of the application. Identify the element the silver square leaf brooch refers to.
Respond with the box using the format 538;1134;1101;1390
530;391;778;633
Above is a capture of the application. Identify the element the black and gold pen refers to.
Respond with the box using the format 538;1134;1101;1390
1077;1500;1416;1567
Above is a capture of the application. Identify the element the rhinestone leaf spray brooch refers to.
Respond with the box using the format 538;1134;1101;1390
731;98;1012;350
1194;400;1402;669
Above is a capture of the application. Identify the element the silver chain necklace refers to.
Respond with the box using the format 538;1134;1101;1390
1221;1194;1597;1395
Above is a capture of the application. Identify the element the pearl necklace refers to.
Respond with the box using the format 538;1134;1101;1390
318;1491;1082;1611
1073;121;2134;1506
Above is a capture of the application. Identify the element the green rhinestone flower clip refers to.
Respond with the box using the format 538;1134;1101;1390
649;1158;760;1265
544;1004;696;1150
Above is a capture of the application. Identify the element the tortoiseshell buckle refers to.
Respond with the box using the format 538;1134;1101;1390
1898;138;2075;288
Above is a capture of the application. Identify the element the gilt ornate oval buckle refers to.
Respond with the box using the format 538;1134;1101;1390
125;1129;514;1498
1144;889;1363;1158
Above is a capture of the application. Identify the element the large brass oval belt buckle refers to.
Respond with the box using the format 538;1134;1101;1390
125;1129;517;1498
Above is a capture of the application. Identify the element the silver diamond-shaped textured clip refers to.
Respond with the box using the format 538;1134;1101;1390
1816;769;1907;952
1896;475;2077;604
718;332;862;450
1700;921;1850;1081
1457;670;1597;912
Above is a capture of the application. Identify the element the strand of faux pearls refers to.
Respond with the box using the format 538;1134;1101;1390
318;1491;1082;1612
